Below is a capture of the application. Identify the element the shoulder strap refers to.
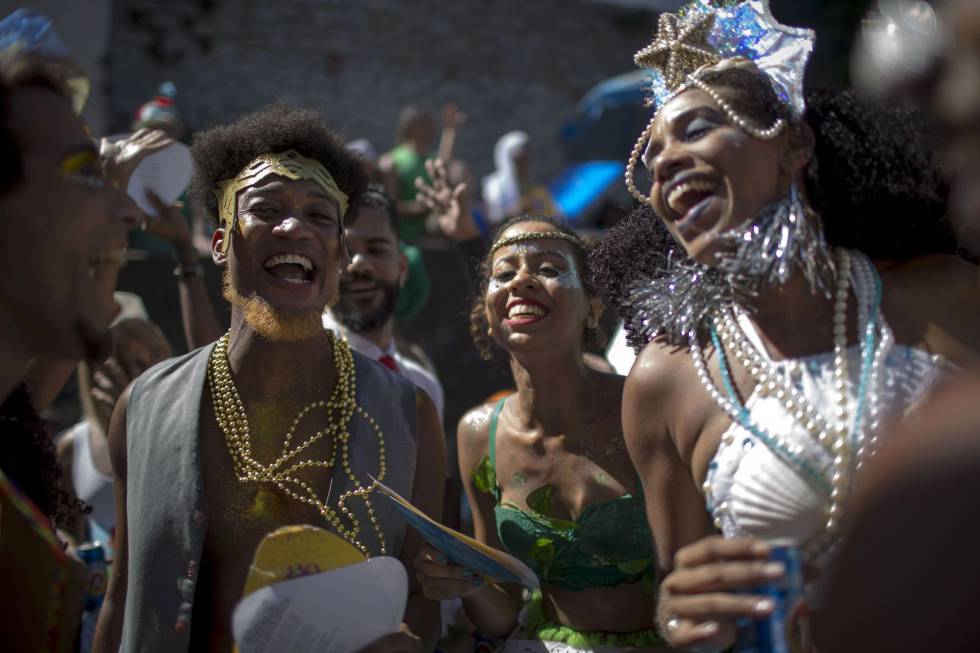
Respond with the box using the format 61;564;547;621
487;397;508;502
488;397;507;473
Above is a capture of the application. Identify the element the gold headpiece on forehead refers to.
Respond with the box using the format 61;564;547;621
214;149;349;252
490;230;585;255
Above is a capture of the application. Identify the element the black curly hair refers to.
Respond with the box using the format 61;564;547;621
589;206;672;351
592;70;956;347
0;385;85;527
189;102;368;227
470;214;604;360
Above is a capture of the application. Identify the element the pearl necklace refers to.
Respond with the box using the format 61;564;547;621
691;248;888;560
207;331;388;556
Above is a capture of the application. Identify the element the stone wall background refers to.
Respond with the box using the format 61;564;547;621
102;0;870;181
105;0;659;182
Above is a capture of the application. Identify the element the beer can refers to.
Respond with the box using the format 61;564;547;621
77;541;108;612
735;544;806;653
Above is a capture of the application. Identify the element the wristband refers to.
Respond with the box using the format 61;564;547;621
173;261;205;280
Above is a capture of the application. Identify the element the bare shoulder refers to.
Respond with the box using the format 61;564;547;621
880;254;980;366
457;401;496;445
882;254;977;300
623;336;710;464
624;338;691;409
456;401;497;472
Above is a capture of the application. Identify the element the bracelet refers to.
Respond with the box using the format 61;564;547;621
173;261;205;280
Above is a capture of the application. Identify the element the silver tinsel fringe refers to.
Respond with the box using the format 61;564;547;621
628;185;835;351
715;183;836;297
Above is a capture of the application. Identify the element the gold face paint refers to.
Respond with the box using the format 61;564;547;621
59;149;105;189
214;149;349;252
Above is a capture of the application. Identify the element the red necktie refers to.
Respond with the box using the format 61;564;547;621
378;354;400;373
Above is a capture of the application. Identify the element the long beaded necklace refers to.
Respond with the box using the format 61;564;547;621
206;330;388;556
690;248;889;560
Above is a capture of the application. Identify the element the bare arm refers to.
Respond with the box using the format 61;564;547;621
92;385;132;653
436;104;465;164
885;255;980;369
175;249;223;349
623;344;713;573
400;389;447;652
625;344;785;650
144;193;223;349
413;404;522;638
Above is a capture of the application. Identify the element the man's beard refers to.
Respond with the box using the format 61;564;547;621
222;269;326;342
333;271;400;334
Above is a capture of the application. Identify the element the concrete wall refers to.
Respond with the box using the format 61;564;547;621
104;0;657;181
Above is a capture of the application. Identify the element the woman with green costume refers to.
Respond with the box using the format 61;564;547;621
413;215;668;651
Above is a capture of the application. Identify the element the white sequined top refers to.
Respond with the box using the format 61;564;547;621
703;309;948;566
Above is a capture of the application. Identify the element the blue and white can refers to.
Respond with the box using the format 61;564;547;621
735;544;806;653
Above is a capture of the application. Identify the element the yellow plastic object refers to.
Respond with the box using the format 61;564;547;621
241;525;366;598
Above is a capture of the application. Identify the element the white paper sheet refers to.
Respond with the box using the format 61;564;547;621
125;141;193;216
232;556;407;653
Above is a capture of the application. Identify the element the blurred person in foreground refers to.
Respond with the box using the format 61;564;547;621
58;308;172;652
817;1;980;650
94;103;445;653
58;310;173;556
0;49;138;653
414;216;668;652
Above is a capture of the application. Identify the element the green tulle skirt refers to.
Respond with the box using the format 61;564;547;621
519;590;664;649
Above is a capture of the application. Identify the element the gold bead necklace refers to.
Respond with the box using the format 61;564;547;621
206;331;387;555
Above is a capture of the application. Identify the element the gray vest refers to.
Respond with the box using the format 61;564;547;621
120;343;418;652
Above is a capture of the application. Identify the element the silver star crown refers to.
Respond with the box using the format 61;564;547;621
635;0;816;118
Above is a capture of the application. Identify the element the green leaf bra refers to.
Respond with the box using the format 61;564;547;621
476;397;656;592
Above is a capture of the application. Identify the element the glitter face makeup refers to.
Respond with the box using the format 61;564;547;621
488;242;583;294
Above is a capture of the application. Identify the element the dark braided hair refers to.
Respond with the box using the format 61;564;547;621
470;215;604;360
0;385;85;527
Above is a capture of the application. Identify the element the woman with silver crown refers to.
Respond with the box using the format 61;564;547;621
603;0;980;651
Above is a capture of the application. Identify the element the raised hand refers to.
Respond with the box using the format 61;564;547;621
415;158;479;241
441;103;467;130
100;128;174;190
143;191;196;262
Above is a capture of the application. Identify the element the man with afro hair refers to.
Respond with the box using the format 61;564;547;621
94;104;445;653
